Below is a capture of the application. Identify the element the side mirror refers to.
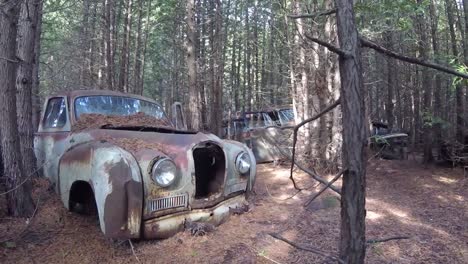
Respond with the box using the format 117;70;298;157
171;102;187;130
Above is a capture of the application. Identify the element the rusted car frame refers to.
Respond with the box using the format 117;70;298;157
369;121;409;160
34;90;256;239
223;109;294;163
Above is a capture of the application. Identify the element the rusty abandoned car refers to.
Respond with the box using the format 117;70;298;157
34;90;256;239
222;110;294;163
369;121;409;160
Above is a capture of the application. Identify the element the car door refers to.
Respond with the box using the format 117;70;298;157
34;96;71;187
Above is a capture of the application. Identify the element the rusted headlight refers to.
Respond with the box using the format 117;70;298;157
152;158;177;187
235;152;251;174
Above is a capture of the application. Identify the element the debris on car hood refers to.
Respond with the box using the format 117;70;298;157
73;112;174;132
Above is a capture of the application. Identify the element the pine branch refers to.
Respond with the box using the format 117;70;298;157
288;8;337;19
360;37;468;79
304;34;351;58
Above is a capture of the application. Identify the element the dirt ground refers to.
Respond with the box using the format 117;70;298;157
1;159;467;264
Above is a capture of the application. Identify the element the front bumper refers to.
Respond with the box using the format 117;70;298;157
142;195;247;239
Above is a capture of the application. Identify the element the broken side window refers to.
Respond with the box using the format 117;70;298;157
43;97;67;128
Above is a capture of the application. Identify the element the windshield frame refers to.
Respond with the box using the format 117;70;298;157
72;95;171;126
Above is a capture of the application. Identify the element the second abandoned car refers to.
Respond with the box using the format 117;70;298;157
34;90;256;239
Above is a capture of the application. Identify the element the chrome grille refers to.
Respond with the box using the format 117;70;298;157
147;194;188;212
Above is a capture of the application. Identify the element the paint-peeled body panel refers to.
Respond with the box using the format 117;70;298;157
92;146;143;238
59;142;143;239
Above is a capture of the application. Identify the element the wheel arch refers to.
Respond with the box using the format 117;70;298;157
58;141;144;239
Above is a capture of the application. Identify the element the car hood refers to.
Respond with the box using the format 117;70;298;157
76;128;223;160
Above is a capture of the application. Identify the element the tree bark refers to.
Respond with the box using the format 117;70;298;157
211;0;223;136
0;0;35;217
118;0;133;92
430;0;442;157
383;30;395;129
133;0;144;95
186;0;200;130
16;0;40;179
416;0;433;163
104;0;115;90
334;0;367;263
446;0;464;143
32;0;43;132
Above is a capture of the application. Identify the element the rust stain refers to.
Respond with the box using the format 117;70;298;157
102;159;143;239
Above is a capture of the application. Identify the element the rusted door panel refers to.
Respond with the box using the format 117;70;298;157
248;126;293;163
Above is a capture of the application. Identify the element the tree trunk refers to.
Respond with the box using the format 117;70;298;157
133;0;144;95
383;30;395;129
104;0;115;90
186;0;200;130
16;0;40;179
446;0;464;143
118;0;133;92
210;0;223;136
335;0;367;263
430;0;442;158
32;0;43;132
0;0;35;217
80;0;91;86
417;0;433;163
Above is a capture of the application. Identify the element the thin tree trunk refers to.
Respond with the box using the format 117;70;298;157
335;0;367;263
211;0;223;136
32;0;43;132
186;0;200;130
0;0;35;217
140;0;152;95
16;0;40;179
446;0;464;143
430;0;442;157
118;0;133;92
383;30;395;129
133;0;144;95
104;0;114;89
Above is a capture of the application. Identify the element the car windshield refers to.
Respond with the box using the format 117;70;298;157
244;112;275;128
74;95;169;122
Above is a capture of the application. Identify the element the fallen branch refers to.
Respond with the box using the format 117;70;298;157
304;169;345;207
289;8;336;19
290;98;341;190
269;233;344;264
128;240;141;263
366;236;411;245
304;34;351;58
360;37;468;79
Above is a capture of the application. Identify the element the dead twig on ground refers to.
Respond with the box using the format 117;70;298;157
304;169;345;207
366;236;411;245
269;233;344;264
128;239;141;263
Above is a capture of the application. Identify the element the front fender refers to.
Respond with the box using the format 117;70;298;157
222;139;257;193
59;142;143;239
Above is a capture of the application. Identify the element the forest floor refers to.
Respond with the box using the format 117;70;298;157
0;158;467;264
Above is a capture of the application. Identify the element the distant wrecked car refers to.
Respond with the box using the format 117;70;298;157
369;121;409;160
34;90;256;239
222;110;294;163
